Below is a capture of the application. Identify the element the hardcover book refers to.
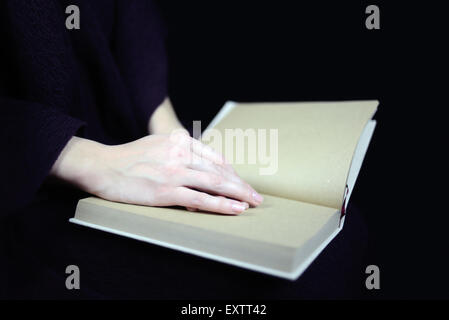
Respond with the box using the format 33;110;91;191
70;100;378;280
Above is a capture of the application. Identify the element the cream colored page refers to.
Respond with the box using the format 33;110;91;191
81;195;339;248
202;101;378;209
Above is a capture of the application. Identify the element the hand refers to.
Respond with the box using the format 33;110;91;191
51;132;263;215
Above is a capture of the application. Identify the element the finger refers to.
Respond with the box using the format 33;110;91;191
181;169;263;207
172;134;237;180
170;136;262;205
171;187;248;215
191;141;237;176
173;134;227;166
187;154;260;203
190;140;226;165
188;152;241;183
216;195;249;210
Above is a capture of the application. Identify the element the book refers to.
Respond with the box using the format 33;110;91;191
70;100;378;280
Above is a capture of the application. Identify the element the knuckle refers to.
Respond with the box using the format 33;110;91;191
233;182;252;201
164;164;180;176
166;166;188;182
190;194;205;208
154;185;172;197
219;197;229;206
221;198;234;211
208;174;224;188
211;163;224;175
151;186;174;205
167;143;180;154
169;144;190;160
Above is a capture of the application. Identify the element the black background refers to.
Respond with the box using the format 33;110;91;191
156;0;447;299
1;0;445;301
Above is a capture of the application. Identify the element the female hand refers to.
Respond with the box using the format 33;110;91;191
51;132;263;215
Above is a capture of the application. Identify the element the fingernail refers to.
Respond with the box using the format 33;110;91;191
243;202;249;209
231;203;246;213
252;192;264;203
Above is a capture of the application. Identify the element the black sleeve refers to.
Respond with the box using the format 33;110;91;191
113;0;169;132
0;0;86;215
0;98;85;214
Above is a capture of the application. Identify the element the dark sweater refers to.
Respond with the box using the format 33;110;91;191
0;0;368;299
0;0;167;214
0;0;171;298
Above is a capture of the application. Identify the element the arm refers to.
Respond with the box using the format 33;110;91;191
148;97;187;135
50;134;263;215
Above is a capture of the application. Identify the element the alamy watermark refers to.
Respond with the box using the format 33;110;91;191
185;121;279;176
65;5;380;31
365;265;380;290
65;265;80;290
65;5;80;30
365;5;380;30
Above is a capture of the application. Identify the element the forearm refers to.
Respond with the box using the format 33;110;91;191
148;97;186;135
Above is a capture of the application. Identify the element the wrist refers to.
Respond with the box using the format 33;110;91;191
148;97;186;135
51;136;110;193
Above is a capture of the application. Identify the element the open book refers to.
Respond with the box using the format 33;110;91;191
70;100;378;280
